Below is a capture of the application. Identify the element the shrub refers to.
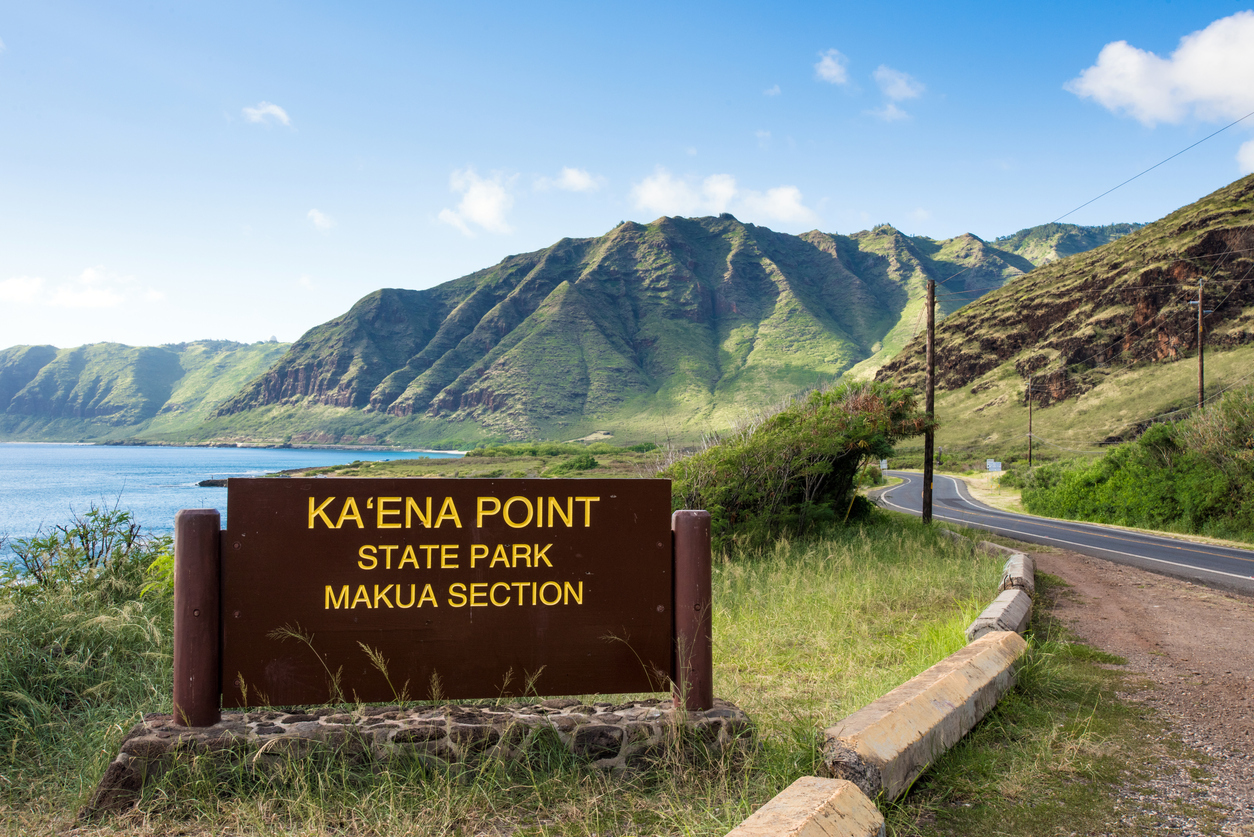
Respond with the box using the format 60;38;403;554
1018;385;1254;540
0;505;173;756
664;380;927;550
543;453;599;476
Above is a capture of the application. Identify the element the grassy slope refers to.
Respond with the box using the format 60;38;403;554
138;341;292;439
993;222;1143;265
0;341;291;443
880;174;1254;460
898;343;1254;461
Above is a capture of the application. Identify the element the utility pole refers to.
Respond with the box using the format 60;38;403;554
923;279;935;525
1028;376;1033;469
1189;279;1212;410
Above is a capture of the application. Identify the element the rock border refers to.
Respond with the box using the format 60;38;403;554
86;697;752;817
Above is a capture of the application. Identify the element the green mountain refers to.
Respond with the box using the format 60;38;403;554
994;222;1143;266
0;216;1137;447
202;215;1037;446
876;175;1254;456
0;340;290;442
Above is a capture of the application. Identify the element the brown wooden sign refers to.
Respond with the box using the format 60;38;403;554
219;478;674;707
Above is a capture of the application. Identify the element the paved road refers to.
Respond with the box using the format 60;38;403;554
877;470;1254;595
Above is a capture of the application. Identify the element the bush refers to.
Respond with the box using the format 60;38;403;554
857;464;884;487
0;505;173;759
1019;386;1254;541
543;453;600;476
664;380;927;550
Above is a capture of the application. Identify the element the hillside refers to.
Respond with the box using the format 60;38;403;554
994;222;1142;266
877;175;1254;456
0;341;290;442
0;218;1135;447
201;215;1037;446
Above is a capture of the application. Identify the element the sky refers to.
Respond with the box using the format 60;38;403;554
4;1;1254;349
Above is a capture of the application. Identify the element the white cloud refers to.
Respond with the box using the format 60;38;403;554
1066;11;1254;126
756;130;772;149
535;167;600;192
307;208;336;231
740;186;819;225
49;266;133;308
0;276;43;303
631;168;706;216
874;65;925;101
297;275;315;289
242;101;291;126
1239;139;1254;174
629;167;818;226
869;102;909;122
2;267;165;312
703;174;737;213
0;36;6;53
815;49;849;85
910;207;933;223
438;167;514;236
764;84;781;96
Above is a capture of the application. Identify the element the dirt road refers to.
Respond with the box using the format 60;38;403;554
1036;548;1254;834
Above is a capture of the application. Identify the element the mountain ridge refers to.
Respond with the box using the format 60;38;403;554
876;174;1254;454
0;218;1141;446
207;214;1043;444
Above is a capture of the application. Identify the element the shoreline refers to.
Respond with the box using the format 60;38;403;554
0;440;467;456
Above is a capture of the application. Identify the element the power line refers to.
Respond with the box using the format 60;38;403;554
1050;108;1254;225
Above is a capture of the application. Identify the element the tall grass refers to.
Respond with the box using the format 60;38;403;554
715;518;996;774
1;513;999;835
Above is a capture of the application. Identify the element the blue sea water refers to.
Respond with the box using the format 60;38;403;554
0;443;462;551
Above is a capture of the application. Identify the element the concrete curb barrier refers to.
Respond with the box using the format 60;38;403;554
977;540;1019;558
724;777;885;837
819;631;1027;800
965;588;1032;641
999;552;1035;597
722;528;1036;836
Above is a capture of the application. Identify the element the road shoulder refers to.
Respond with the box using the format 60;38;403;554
1037;546;1254;833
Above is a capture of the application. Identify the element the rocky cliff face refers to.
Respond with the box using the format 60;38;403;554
876;176;1254;411
213;214;1036;441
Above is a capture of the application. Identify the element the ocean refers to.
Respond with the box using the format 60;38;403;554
0;443;462;552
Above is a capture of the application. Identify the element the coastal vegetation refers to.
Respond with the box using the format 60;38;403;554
0;506;1220;836
665;380;928;550
2;498;1001;834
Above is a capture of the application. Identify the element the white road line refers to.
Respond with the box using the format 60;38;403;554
879;479;1254;583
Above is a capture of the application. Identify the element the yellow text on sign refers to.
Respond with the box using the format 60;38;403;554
307;495;601;530
323;581;584;609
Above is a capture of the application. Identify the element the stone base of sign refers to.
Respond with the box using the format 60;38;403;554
84;697;752;817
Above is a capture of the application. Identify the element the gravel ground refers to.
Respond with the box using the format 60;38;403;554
1036;548;1254;836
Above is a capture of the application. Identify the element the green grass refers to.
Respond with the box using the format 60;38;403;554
5;515;1226;836
885;573;1227;836
886;343;1254;465
1;514;1002;835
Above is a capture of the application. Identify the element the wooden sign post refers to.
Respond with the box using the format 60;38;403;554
171;478;712;726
